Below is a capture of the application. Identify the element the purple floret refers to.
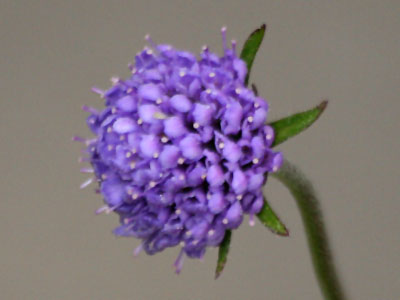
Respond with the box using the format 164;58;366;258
79;28;282;271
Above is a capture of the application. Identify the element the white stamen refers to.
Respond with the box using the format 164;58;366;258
249;219;255;227
132;193;139;200
272;166;278;172
111;107;117;114
133;243;143;257
101;174;107;180
218;142;225;149
80;177;94;189
266;134;272;140
254;103;260;108
175;209;181;215
161;136;169;143
91;87;105;97
209;72;216;78
236;195;243;201
107;145;113;151
178;157;185;165
126;152;132;158
235;88;241;94
149;181;156;188
107;127;112;133
137;118;143;125
179;241;185;247
126;88;133;94
247;116;254;123
208;229;215;236
205;89;212;94
130;162;136;169
95;205;109;215
120;135;125;141
185;231;192;237
156;98;162;104
179;70;186;77
80;167;94;174
192;240;199;245
201;174;207;180
252;158;259;164
146;49;153;55
178;175;185;181
131;148;137;154
153;152;159;158
222;218;229;225
193;122;199;129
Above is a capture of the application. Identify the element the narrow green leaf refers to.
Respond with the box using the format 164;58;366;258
257;197;289;236
270;100;328;147
240;24;266;86
215;230;232;279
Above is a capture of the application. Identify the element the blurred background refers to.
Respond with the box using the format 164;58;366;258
1;1;399;299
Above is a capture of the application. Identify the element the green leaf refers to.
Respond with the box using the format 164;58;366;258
270;100;328;147
257;197;289;236
215;230;232;279
240;24;266;86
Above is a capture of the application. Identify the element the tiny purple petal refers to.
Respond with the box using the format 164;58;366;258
139;134;161;158
164;116;187;138
170;94;192;113
222;102;243;134
251;108;267;129
267;151;283;172
113;117;136;134
232;170;247;194
207;165;224;187
138;104;161;123
138;83;162;101
233;58;247;82
192;103;214;126
248;172;265;191
225;201;243;229
179;134;203;160
101;178;125;206
208;191;226;214
223;140;242;163
159;145;180;169
116;95;136;112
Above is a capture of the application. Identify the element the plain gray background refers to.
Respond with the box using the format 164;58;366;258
1;1;399;299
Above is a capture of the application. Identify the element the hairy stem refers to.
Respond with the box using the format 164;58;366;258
272;159;347;300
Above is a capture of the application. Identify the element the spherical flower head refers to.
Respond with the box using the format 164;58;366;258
79;28;283;271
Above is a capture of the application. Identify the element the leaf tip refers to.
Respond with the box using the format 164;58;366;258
318;100;328;113
215;268;222;279
278;226;290;237
258;23;267;34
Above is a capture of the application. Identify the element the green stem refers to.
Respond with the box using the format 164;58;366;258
272;159;347;300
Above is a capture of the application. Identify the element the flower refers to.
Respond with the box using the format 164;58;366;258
76;27;283;272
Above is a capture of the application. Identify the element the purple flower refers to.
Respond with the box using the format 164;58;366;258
77;28;283;273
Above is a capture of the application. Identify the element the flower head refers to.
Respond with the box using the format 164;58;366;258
77;28;282;272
